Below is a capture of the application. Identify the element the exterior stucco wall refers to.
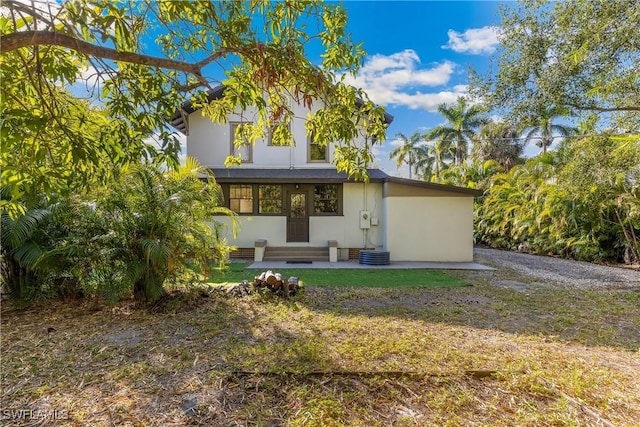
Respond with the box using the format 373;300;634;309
342;183;384;250
209;216;287;248
384;196;474;262
208;182;384;249
187;101;369;169
309;216;345;245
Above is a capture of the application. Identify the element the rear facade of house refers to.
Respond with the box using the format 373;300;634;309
172;87;480;263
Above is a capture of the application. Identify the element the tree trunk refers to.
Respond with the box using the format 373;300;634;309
134;270;167;303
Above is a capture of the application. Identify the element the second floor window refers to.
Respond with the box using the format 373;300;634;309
268;122;291;146
308;134;328;162
230;123;252;162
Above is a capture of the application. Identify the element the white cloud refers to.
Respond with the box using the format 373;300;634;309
389;136;405;147
78;64;106;90
382;87;467;111
489;114;504;123
345;50;454;90
443;26;500;55
0;0;60;26
343;50;466;111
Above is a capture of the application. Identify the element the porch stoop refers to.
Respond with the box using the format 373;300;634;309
263;246;330;262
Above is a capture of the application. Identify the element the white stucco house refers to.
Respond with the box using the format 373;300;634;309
172;86;481;263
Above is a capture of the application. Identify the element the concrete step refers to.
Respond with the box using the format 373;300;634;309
263;247;329;262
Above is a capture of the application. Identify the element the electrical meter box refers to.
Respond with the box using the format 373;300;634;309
360;211;371;229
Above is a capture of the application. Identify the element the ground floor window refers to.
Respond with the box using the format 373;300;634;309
229;184;253;213
259;185;282;213
314;184;338;214
223;183;341;215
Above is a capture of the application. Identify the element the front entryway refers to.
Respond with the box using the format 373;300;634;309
287;189;309;242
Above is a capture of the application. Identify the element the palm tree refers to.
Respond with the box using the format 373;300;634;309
427;134;454;182
100;157;237;302
0;192;75;299
389;131;424;179
412;144;436;181
521;105;577;155
424;97;488;165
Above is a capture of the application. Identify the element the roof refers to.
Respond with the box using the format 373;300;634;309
170;85;394;135
209;168;482;196
171;86;226;134
383;176;483;196
210;168;390;183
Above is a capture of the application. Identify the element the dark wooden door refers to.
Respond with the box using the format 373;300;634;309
287;191;309;242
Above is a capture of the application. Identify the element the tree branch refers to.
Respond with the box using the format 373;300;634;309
0;30;236;77
565;102;640;113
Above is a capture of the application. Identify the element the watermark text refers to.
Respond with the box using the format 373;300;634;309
1;409;69;421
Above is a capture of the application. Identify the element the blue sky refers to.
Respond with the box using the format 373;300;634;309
163;1;510;176
67;0;510;176
335;1;508;176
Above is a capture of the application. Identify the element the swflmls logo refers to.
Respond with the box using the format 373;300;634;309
1;409;69;420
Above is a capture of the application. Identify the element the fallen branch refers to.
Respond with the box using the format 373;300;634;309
229;369;505;379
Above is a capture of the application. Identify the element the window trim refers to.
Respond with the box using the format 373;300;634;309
307;134;329;163
227;183;254;214
229;122;253;163
312;184;342;216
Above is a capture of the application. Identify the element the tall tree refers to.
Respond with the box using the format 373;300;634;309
521;105;577;154
0;0;388;213
389;132;424;179
473;122;524;170
424;97;488;165
473;0;640;131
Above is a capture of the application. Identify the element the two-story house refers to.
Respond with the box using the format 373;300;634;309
172;86;480;263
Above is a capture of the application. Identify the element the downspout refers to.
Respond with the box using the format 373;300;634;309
362;136;369;248
290;97;295;169
363;180;368;248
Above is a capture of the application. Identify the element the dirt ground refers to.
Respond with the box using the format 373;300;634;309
1;248;639;426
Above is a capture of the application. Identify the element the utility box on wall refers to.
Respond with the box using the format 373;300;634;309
360;210;371;229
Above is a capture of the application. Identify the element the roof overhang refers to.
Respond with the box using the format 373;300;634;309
209;168;390;184
383;177;483;197
208;167;483;197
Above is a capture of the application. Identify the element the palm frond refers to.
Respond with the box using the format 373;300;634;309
3;208;51;249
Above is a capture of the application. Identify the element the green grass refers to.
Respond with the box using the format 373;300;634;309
207;262;466;288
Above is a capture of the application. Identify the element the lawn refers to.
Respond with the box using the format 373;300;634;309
1;267;639;426
207;262;466;288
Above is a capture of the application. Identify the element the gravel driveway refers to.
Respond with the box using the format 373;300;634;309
474;247;640;290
